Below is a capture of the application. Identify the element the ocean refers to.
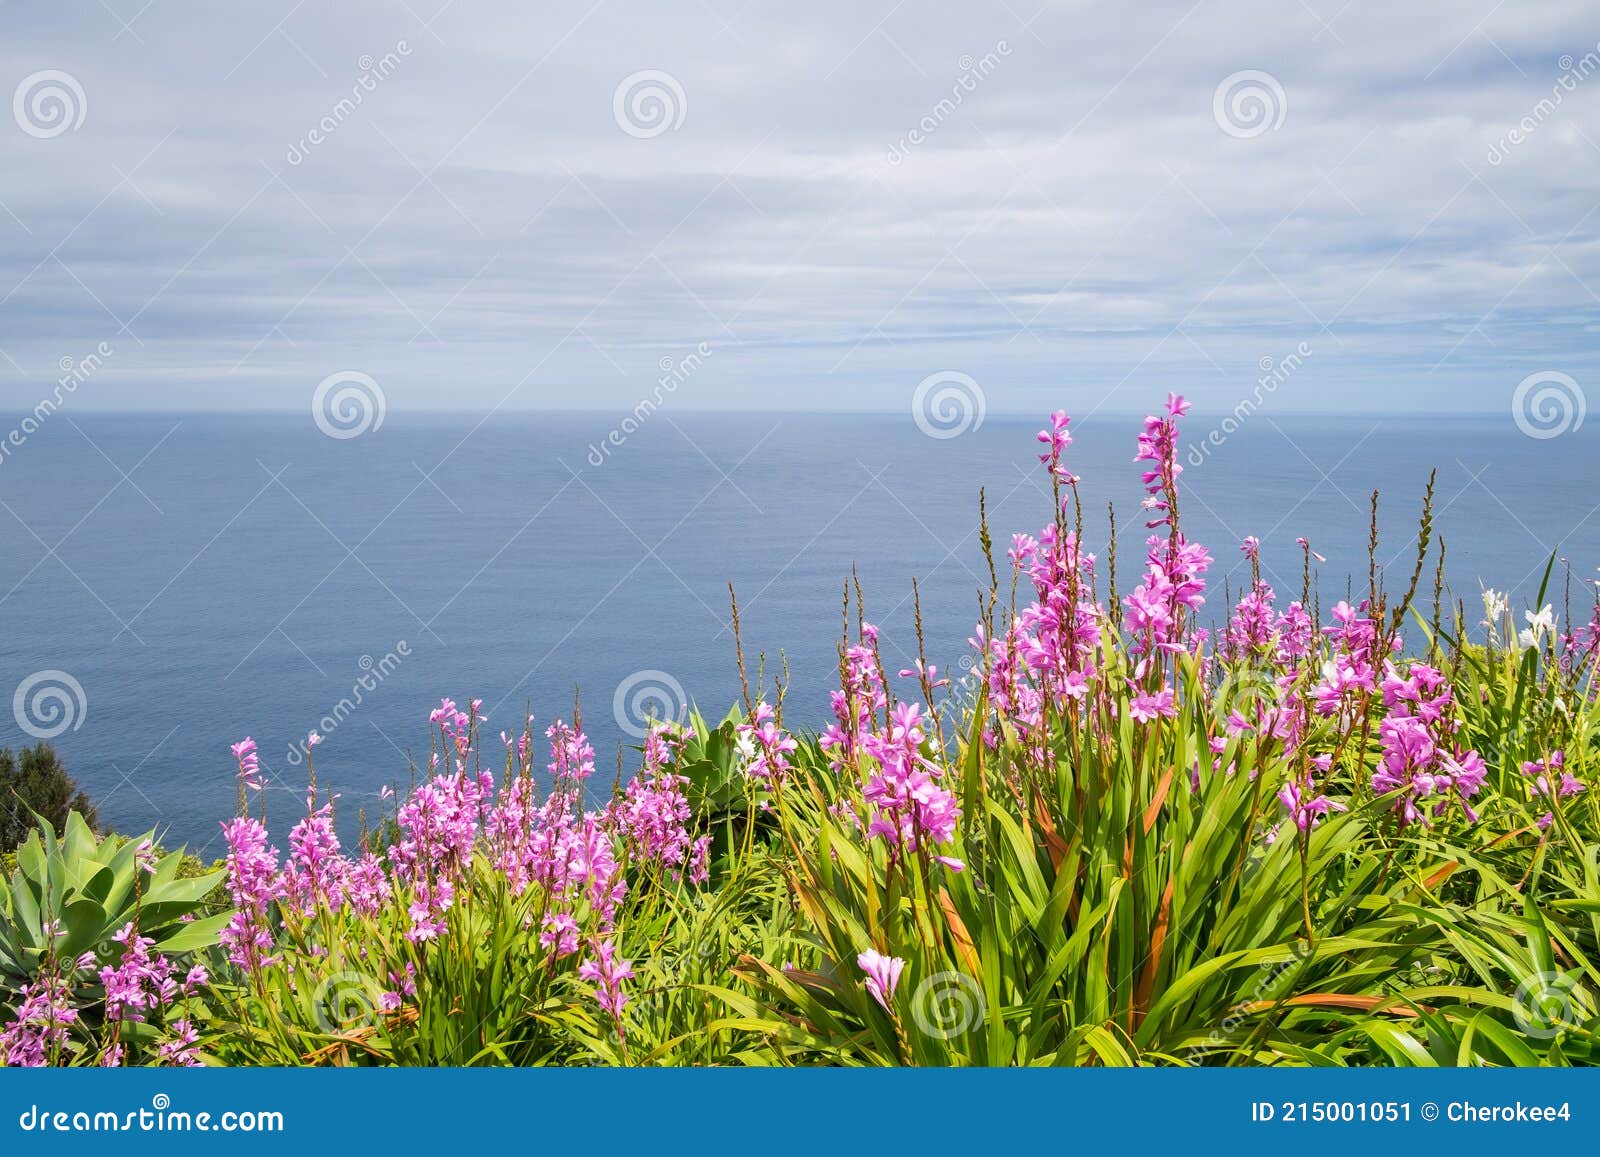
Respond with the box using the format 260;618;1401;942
2;409;1595;853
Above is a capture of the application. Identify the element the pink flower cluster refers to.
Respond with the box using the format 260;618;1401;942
219;816;284;970
822;626;888;772
100;923;178;1025
1371;662;1487;824
1126;395;1212;659
1523;751;1585;829
0;975;77;1067
612;726;710;884
215;699;716;1030
821;626;964;870
1;920;207;1068
861;702;962;869
231;736;263;791
738;703;799;785
857;948;905;1010
578;938;635;1023
952;396;1531;839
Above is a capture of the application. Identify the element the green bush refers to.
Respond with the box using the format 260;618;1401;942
0;744;97;854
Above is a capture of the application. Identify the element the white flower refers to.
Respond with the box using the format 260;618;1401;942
1481;588;1512;647
1517;604;1557;648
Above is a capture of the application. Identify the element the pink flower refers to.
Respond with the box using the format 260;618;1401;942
856;948;905;1010
540;912;580;958
898;660;948;688
99;923;175;1025
579;939;635;1024
281;800;348;917
378;963;417;1013
1523;752;1583;828
1035;410;1074;482
611;725;707;883
738;703;799;784
860;703;962;862
1277;773;1347;833
157;1019;202;1067
218;817;283;970
1128;687;1176;724
230;737;263;791
0;975;78;1067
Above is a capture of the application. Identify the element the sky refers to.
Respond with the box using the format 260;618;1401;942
1;0;1598;418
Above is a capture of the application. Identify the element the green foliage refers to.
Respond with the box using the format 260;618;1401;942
212;857;580;1066
0;811;228;990
699;621;1600;1066
207;841;790;1067
0;813;230;1065
676;705;747;820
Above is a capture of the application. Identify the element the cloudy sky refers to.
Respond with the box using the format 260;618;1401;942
2;0;1598;416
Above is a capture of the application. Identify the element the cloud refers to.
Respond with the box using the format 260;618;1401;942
1;0;1598;416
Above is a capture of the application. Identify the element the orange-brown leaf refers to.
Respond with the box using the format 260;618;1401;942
938;887;981;978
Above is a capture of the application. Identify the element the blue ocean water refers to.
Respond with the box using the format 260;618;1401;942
2;409;1595;853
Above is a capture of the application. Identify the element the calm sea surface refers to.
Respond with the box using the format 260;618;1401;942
2;410;1595;851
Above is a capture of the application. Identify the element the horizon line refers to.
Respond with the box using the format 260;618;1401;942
0;405;1521;419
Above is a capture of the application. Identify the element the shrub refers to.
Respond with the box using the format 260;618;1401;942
0;744;98;854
